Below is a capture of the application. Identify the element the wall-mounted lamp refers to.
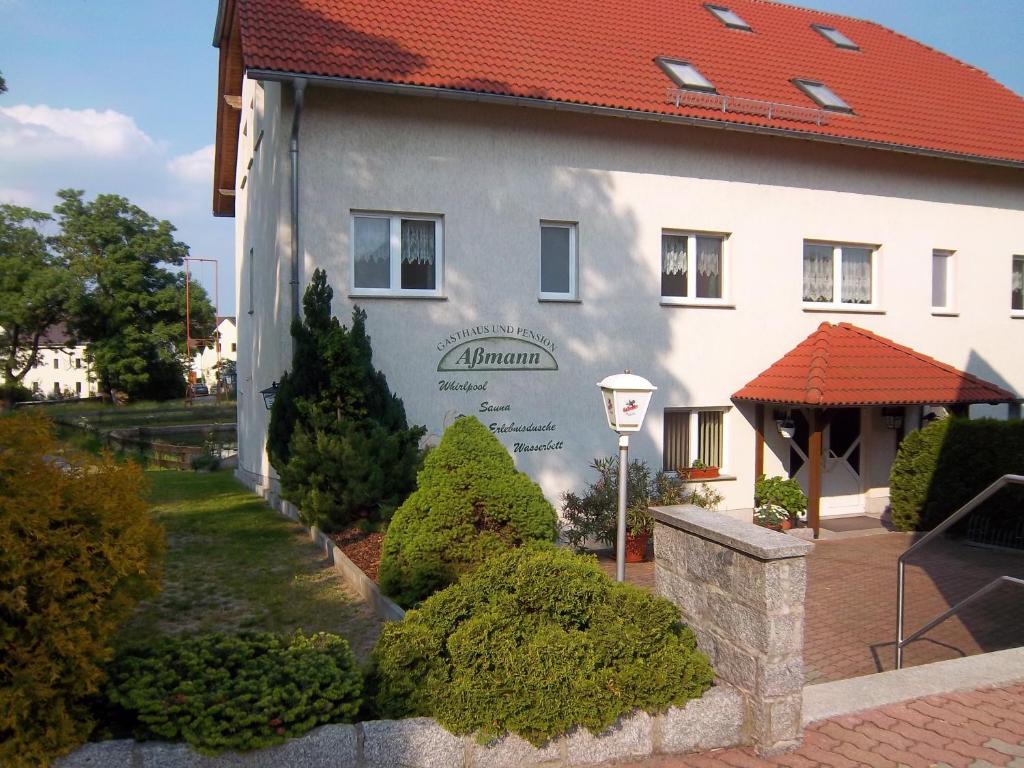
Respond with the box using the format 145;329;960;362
882;406;904;431
260;381;279;410
773;409;796;439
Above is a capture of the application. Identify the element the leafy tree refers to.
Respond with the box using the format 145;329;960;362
268;269;425;529
54;190;214;400
0;204;74;408
0;71;6;95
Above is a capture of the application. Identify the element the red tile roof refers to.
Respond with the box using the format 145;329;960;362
732;323;1018;406
231;0;1024;166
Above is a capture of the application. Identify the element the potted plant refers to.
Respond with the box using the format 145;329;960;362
753;504;791;530
753;474;807;530
624;505;654;562
678;459;720;481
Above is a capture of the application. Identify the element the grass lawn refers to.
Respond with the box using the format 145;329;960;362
116;470;382;661
43;399;236;431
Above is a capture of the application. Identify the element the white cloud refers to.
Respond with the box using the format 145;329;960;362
167;144;215;185
0;187;39;206
0;104;155;159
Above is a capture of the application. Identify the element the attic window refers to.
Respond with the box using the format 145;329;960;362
793;79;853;113
657;57;716;92
705;4;751;30
812;24;859;50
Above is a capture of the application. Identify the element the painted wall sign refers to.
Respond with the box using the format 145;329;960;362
437;336;558;372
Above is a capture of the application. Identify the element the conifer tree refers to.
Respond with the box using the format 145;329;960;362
267;270;424;529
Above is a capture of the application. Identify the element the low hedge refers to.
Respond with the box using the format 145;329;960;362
379;416;557;608
371;544;714;746
0;413;162;768
105;631;362;753
890;417;1024;532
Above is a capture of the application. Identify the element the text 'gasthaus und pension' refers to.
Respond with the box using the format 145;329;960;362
435;325;556;353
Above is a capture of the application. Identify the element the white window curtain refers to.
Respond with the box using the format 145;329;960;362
1013;258;1024;293
662;234;687;275
401;220;435;265
354;217;389;263
841;247;872;304
803;244;833;302
696;237;721;278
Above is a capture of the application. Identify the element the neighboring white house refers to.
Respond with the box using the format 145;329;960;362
213;0;1024;534
192;315;238;386
10;325;97;399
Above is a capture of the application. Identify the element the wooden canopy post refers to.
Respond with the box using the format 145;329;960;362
808;409;824;539
754;404;765;481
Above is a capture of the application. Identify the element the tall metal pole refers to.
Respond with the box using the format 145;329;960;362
616;433;629;582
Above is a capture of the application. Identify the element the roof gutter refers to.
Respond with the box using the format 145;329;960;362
289;77;307;320
246;68;1024;171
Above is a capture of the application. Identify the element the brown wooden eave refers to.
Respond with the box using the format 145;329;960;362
213;0;242;218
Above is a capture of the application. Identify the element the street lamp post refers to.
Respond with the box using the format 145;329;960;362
596;371;657;582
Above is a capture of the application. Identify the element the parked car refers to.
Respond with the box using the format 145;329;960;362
193;383;210;396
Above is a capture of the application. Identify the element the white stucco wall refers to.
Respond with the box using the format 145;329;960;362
192;317;238;385
235;82;1024;518
18;346;97;397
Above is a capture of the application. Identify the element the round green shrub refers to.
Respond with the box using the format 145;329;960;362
105;631;362;754
378;416;558;607
890;417;1024;532
371;544;714;746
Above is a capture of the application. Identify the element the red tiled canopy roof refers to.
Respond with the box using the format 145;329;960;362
225;0;1024;167
732;323;1018;407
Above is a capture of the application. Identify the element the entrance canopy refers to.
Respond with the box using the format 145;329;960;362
733;323;1017;539
733;322;1017;407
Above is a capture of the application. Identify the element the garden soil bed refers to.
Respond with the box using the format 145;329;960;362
330;528;384;583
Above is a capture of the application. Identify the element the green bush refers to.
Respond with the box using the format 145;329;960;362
267;270;425;529
890;417;1024;532
754;475;807;521
105;631;362;754
371;544;714;745
0;412;162;767
379;416;557;608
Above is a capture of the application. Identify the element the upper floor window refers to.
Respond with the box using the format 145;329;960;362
803;241;877;309
53;358;58;369
811;24;859;50
792;79;853;113
1013;255;1023;314
352;212;443;297
931;249;955;313
656;57;716;92
539;221;578;300
661;231;727;304
705;4;751;30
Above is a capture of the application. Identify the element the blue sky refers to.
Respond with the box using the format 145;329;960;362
2;0;1022;314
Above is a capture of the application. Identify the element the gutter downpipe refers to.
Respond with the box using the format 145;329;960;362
289;77;307;320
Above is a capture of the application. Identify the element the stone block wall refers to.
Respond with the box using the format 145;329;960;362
652;504;813;755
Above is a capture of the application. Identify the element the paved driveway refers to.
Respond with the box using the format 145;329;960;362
602;530;1024;684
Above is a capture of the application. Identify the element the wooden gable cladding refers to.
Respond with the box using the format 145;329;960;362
213;0;243;217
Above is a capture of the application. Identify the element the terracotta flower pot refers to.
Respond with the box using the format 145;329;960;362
680;467;720;480
625;531;651;562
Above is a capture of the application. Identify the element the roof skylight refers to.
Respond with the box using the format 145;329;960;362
793;79;853;113
657;57;716;92
812;24;859;50
705;4;752;31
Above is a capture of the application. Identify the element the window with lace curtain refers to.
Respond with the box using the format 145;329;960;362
1013;255;1024;314
351;212;443;297
661;231;727;304
802;241;877;309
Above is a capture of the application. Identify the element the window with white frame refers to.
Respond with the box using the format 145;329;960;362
1013;255;1024;313
539;221;578;300
352;213;443;296
663;408;727;472
803;241;877;308
661;231;726;303
931;249;954;312
247;247;255;315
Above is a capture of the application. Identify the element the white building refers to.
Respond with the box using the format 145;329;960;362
213;0;1024;535
192;315;238;386
12;326;97;399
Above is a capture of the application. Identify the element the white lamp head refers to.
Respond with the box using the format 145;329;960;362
597;371;657;433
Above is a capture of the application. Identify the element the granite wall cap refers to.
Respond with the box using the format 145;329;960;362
651;505;814;560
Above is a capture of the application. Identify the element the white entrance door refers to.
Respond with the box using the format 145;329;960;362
789;408;865;517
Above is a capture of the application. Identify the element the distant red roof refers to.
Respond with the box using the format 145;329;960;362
227;0;1024;167
732;323;1018;406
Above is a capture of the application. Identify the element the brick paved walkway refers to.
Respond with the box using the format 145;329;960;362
599;531;1024;684
613;683;1024;768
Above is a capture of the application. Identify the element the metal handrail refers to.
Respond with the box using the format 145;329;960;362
896;473;1024;669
